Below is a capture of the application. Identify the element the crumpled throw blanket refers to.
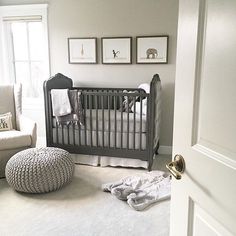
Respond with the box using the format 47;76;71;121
102;171;171;211
51;89;85;126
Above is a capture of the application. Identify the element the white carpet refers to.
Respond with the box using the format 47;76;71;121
0;155;171;236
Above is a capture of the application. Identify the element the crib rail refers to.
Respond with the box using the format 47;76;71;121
75;89;147;110
52;89;149;153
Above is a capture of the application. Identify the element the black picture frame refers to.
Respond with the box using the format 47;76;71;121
68;37;97;64
101;37;132;64
136;35;169;64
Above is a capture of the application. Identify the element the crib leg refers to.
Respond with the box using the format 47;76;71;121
154;141;160;155
148;165;152;172
148;159;153;171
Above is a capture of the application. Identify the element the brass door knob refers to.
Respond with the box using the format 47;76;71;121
166;154;185;180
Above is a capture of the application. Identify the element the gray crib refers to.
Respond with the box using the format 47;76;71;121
43;73;161;170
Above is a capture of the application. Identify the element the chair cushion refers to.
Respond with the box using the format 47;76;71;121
0;130;31;150
0;85;16;129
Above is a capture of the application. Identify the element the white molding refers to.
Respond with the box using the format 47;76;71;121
159;145;172;155
193;143;236;170
0;4;48;13
0;3;50;84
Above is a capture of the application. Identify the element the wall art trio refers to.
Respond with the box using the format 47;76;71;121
68;35;168;64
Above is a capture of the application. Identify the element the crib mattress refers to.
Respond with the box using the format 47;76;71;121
53;109;147;133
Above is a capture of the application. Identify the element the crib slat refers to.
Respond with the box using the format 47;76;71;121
84;93;87;146
146;96;150;152
62;124;64;145
73;123;75;146
67;124;70;145
120;95;123;148
114;95;117;148
127;95;129;149
140;96;143;150
95;94;98;147
102;94;105;148
89;94;93;146
108;94;111;148
56;120;59;144
133;96;136;149
78;122;81;146
76;92;81;146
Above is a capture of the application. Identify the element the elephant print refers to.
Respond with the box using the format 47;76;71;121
146;48;158;59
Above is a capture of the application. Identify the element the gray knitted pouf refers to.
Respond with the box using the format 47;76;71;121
5;147;74;193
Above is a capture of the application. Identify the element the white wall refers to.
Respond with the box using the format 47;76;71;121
0;0;179;147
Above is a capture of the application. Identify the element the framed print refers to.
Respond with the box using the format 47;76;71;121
68;38;97;64
101;37;132;64
136;36;168;64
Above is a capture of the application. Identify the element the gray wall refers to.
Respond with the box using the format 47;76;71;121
0;0;179;147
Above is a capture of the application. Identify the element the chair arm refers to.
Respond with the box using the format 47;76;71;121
19;115;37;147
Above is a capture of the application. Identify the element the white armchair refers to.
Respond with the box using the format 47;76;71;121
0;84;37;178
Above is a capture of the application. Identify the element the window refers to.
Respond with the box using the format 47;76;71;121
0;4;50;99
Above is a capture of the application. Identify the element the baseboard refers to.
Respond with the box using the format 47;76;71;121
158;145;172;155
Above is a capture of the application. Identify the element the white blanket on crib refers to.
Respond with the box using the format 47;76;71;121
131;83;150;115
138;83;150;94
51;89;72;116
102;171;171;211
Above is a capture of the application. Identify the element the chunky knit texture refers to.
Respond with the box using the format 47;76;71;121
5;147;74;193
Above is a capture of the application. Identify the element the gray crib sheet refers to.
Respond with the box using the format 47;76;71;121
53;109;147;133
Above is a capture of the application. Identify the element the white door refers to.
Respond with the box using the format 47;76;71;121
169;0;236;235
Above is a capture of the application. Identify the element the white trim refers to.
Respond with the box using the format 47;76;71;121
3;15;42;21
193;143;236;170
159;145;172;155
0;4;48;13
0;4;50;84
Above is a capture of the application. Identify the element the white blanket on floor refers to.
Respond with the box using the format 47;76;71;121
102;171;171;211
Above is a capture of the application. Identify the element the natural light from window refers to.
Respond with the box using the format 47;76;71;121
11;21;47;98
0;4;49;100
